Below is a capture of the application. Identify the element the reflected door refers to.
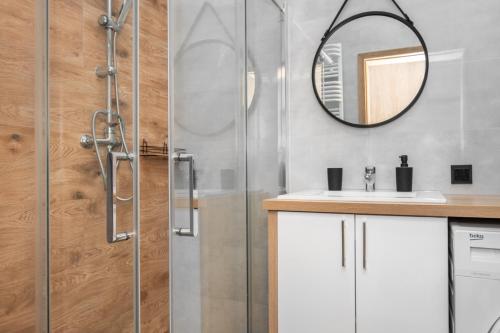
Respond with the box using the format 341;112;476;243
169;0;248;332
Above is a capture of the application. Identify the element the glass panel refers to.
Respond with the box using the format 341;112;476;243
136;0;170;332
169;0;248;332
0;0;48;332
48;0;138;331
246;1;287;332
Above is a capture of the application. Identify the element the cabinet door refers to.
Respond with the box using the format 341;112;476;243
355;215;448;333
278;212;355;333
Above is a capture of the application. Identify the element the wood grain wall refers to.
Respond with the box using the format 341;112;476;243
49;0;135;331
49;0;169;332
0;0;38;332
139;0;170;332
0;0;168;330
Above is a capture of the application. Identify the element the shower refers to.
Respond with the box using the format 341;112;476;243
115;0;132;31
80;0;134;243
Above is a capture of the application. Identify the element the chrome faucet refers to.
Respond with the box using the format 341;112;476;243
364;166;376;192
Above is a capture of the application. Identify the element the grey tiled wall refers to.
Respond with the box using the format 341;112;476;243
287;0;500;194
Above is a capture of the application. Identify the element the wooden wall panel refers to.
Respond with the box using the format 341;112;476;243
139;0;170;332
0;0;37;332
49;0;169;332
49;1;135;332
0;0;169;330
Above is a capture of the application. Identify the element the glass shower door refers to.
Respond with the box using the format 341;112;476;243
246;0;287;332
169;0;248;332
48;1;140;332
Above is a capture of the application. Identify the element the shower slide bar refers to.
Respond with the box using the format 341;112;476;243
80;0;134;243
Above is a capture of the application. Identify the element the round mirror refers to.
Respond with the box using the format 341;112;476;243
174;39;257;136
312;12;428;127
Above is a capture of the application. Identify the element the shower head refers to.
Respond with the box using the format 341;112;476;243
115;0;131;32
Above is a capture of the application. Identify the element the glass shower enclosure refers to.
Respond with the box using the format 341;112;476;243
169;0;287;332
1;1;154;332
0;0;285;331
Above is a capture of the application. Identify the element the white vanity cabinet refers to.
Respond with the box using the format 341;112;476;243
355;215;448;333
276;212;448;333
278;212;356;333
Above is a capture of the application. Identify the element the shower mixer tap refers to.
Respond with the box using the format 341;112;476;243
80;0;132;190
79;0;135;244
80;112;122;151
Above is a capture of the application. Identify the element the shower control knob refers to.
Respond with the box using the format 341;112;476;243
98;15;110;27
80;134;94;149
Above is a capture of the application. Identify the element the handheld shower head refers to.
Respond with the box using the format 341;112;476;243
115;0;131;32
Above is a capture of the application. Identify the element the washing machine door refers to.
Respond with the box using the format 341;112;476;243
490;316;500;333
455;276;500;333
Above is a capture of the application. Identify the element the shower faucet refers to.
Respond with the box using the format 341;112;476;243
80;0;137;243
79;0;134;244
116;0;132;31
80;0;133;189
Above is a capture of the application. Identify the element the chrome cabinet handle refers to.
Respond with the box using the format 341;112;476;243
106;151;135;243
341;219;345;268
363;222;367;270
173;152;196;237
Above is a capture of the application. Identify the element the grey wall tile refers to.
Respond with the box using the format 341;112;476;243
287;0;500;195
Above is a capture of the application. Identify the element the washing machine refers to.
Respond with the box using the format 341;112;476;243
451;223;500;333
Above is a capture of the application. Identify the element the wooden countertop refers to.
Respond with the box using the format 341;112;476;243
263;195;500;219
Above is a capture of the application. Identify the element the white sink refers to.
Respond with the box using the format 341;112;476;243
278;190;447;204
324;190;417;199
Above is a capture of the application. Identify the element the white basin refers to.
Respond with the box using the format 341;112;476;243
278;190;447;204
324;190;417;199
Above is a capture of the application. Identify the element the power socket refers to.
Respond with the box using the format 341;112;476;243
451;165;472;184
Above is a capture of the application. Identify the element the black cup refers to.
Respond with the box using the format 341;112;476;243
327;168;343;191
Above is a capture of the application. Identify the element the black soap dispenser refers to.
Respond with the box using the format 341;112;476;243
396;155;413;192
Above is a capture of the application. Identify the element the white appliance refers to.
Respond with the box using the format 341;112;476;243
451;223;500;333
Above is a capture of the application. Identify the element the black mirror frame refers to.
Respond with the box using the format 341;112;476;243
312;11;429;128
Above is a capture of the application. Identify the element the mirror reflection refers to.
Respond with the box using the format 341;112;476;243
174;40;256;136
313;15;427;126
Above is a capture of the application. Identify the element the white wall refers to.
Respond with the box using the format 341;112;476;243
287;0;500;194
